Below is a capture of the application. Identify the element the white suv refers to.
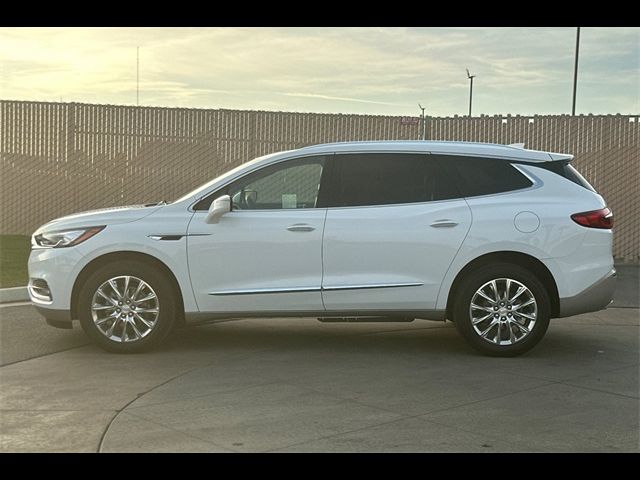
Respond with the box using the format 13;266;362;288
28;141;616;356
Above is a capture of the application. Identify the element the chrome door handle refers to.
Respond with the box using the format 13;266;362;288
287;223;316;232
430;220;458;228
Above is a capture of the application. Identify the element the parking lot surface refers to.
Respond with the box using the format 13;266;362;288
1;265;638;452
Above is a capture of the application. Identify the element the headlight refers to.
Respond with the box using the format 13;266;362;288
32;226;105;249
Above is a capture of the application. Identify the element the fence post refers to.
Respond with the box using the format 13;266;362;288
0;101;638;260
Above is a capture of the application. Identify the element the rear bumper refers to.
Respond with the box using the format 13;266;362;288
557;268;616;318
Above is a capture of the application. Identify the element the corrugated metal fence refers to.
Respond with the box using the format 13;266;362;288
1;100;638;260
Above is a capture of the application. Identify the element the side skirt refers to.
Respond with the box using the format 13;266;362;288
184;309;446;326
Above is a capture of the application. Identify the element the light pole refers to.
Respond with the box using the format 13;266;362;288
418;104;426;140
571;27;581;116
466;68;476;117
136;46;140;106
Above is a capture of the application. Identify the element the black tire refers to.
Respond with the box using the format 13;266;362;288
452;263;551;357
78;260;177;353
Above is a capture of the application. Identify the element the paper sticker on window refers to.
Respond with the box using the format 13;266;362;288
282;194;297;209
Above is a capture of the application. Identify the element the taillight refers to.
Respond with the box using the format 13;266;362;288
571;207;613;229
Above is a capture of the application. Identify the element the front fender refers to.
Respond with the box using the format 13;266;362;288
70;210;197;312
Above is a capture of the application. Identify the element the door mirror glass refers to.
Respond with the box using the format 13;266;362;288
205;195;231;224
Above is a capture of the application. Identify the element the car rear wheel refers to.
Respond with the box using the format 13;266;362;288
453;263;551;357
78;260;177;353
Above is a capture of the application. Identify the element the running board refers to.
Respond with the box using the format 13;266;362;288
318;316;415;323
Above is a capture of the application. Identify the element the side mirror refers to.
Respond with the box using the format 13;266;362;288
205;195;231;224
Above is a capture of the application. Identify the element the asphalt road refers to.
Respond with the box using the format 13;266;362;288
0;265;638;452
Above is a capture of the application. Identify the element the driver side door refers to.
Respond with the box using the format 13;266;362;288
187;155;328;314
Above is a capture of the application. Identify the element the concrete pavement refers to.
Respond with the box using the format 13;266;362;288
612;263;639;308
1;305;638;452
0;304;88;366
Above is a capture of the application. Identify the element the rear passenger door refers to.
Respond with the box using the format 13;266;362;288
320;153;472;312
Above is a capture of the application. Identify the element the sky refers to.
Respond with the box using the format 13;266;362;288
0;27;638;117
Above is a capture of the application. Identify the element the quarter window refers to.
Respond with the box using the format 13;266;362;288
436;156;534;197
534;160;595;192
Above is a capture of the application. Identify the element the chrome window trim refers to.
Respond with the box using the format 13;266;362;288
187;150;545;213
208;282;424;296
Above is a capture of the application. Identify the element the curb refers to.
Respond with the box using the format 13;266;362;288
0;286;29;303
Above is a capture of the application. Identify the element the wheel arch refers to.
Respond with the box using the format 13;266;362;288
446;251;559;319
70;251;185;326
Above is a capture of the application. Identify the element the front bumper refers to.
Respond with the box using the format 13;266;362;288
28;244;85;329
28;245;84;310
558;268;616;318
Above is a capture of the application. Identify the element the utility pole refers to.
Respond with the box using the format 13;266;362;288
466;68;476;117
136;46;140;106
571;27;581;116
418;104;426;140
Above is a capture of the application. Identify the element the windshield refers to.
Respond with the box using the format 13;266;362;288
172;152;283;204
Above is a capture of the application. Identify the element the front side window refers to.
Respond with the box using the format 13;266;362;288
192;156;326;211
324;153;458;208
229;156;324;210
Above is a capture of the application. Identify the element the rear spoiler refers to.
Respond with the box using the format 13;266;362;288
507;143;573;162
547;152;574;162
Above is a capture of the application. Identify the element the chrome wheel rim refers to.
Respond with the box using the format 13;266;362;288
91;275;159;343
469;278;537;346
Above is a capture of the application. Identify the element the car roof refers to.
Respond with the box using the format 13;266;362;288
291;140;573;163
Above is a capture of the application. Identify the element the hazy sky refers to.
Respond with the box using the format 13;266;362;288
1;27;638;116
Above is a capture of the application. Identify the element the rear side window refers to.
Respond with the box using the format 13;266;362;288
436;155;533;197
535;161;596;192
323;153;459;208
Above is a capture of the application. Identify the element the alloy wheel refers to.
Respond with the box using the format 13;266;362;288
469;277;537;346
90;275;160;343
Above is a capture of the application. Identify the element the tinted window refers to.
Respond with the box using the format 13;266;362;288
437;156;533;197
535;161;596;192
324;153;458;207
193;156;325;211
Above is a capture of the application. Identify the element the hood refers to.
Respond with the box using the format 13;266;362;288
34;203;164;234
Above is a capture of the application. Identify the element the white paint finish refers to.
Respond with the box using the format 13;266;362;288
434;164;612;308
85;204;199;312
28;244;85;310
548;152;574;161
28;203;199;313
186;210;326;312
34;204;163;234
541;229;615;298
322;201;472;310
296;141;559;162
514;211;540;233
28;141;614;326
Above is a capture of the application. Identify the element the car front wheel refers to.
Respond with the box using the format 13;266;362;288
453;263;551;357
78;260;177;353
